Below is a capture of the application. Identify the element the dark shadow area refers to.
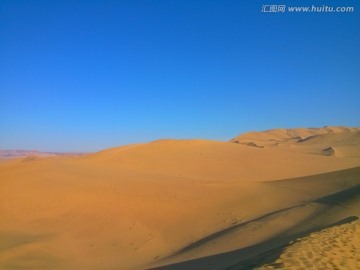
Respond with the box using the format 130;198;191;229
228;215;358;270
147;182;360;270
172;184;359;256
147;216;358;270
297;135;317;143
173;204;307;255
315;184;360;205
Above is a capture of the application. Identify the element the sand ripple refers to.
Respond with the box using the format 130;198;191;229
260;220;360;270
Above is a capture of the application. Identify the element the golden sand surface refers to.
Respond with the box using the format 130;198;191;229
259;220;360;270
0;126;359;270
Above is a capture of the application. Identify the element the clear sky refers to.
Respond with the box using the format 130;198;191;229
1;0;359;152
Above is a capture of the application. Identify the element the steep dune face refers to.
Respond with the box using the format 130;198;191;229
150;168;360;270
257;220;360;270
0;127;359;270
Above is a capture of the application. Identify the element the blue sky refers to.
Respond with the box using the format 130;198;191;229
1;0;359;152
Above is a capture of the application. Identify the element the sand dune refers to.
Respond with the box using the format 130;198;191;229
257;220;360;270
230;126;360;157
0;127;359;269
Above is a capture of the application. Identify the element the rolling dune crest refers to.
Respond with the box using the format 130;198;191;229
1;127;359;269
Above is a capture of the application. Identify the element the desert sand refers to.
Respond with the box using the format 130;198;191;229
257;220;360;270
0;126;359;270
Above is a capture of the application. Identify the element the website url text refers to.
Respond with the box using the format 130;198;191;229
261;5;355;13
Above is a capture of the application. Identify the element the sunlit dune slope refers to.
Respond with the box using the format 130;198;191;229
256;220;360;270
230;126;360;157
0;127;359;270
80;138;360;181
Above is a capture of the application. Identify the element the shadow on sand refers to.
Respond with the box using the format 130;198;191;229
148;184;360;270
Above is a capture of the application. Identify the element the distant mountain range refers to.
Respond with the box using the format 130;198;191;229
0;150;86;159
